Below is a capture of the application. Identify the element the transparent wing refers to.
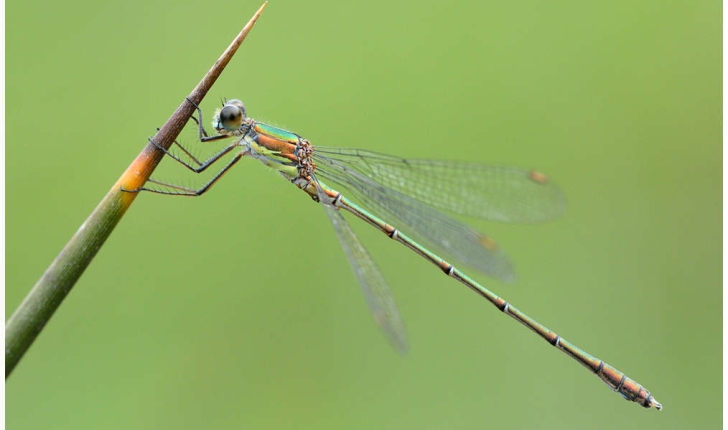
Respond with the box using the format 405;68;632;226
313;178;409;353
314;147;566;223
315;154;515;281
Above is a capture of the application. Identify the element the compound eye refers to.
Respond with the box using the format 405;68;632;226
219;105;244;131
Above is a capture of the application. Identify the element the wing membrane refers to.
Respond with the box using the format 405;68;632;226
314;179;409;353
316;153;515;281
315;147;565;223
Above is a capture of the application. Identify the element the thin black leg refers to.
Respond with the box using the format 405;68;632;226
126;151;246;196
153;123;205;167
147;137;241;174
185;97;231;143
121;98;247;195
171;138;203;167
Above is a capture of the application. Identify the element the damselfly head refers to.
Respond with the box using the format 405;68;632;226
213;99;246;133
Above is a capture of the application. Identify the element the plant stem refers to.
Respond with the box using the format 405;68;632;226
5;2;268;378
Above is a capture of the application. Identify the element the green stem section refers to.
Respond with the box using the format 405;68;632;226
6;188;134;376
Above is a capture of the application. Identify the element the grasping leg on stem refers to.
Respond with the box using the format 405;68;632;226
123;98;247;196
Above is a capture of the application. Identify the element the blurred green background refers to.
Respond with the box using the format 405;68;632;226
6;1;720;429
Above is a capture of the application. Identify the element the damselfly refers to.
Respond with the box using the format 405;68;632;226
128;98;661;410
